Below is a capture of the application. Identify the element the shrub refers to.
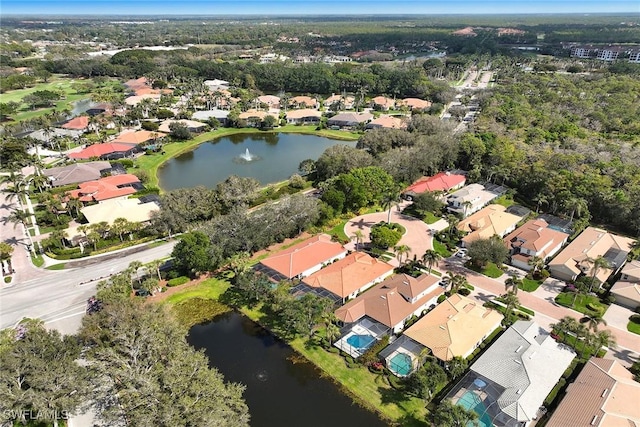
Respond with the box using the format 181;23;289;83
586;302;604;313
457;288;471;296
370;222;403;249
437;295;446;303
4;276;11;283
112;159;134;168
140;121;159;131
630;314;640;324
327;347;340;354
167;276;190;287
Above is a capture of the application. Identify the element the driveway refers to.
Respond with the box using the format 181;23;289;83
343;202;432;266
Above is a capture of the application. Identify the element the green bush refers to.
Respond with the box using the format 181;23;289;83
586;302;604;313
327;346;340;354
167;276;190;287
437;295;446;303
112;159;134;169
370;222;403;249
4;276;11;283
457;288;471;296
630;314;640;324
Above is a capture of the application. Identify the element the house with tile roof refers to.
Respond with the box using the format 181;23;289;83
43;161;111;187
68;143;139;160
61;116;90;131
285;109;322;124
371;96;395;111
238;110;278;125
365;115;407;130
547;358;640;427
327;112;373;129
335;273;444;333
124;94;161;106
112;130;166;145
458;204;522;247
289;96;318;109
398;98;432;111
256;95;281;109
403;294;503;362
504;219;570;271
447;321;575;426
402;171;466;200
259;234;347;281
610;260;640;309
446;183;500;217
548;227;635;283
324;94;355;110
66;174;141;203
301;252;394;303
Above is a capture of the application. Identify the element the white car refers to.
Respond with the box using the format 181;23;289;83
454;249;468;259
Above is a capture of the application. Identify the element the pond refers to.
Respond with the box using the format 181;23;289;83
188;312;388;427
158;132;357;190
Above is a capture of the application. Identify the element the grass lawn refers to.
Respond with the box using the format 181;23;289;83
163;277;231;305
45;263;66;270
555;292;608;316
288;338;427;426
628;319;640;335
326;218;350;242
492;194;515;208
134;126;359;190
31;253;45;267
433;240;453;258
481;263;504;279
422;211;440;224
520;278;543;292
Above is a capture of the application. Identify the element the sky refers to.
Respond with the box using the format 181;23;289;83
2;0;639;15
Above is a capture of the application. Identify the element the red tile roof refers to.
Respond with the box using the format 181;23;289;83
112;130;165;144
67;174;140;202
61;116;89;130
302;252;394;299
260;234;347;279
404;172;466;195
69;143;137;160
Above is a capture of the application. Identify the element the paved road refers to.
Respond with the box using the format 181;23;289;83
343;201;433;266
0;242;176;330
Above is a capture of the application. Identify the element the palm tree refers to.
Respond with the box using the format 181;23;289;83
6;208;35;251
422;249;442;274
66;197;83;219
552;316;580;340
448;273;467;295
504;275;522;295
351;230;365;251
49;229;68;249
146;259;164;280
533;193;549;214
462;201;473;217
584;314;607;332
593;329;616;351
1;172;27;210
394;244;412;266
111;217;130;242
502;291;520;324
446;214;460;239
588;256;611;293
528;256;545;278
382;187;402;224
127;260;144;289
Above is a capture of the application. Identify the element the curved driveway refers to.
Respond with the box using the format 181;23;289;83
343;202;433;266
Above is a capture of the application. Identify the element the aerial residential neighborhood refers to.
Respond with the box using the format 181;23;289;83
1;5;640;427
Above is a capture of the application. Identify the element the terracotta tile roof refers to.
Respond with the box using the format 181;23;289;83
68;143;137;160
286;109;322;119
366;116;406;129
112;130;166;144
621;260;640;282
67;174;140;202
610;280;640;306
548;227;635;281
124;94;161;106
302;252;394;299
547;358;640;427
399;98;432;110
453;27;477;36
504;219;569;258
458;204;522;244
157;120;207;133
324;94;355;106
61;116;89;130
238;110;278;120
133;87;173;96
289;96;317;108
260;234;347;279
124;77;148;90
257;95;280;105
404;294;503;361
371;96;395;109
335;274;443;329
404;172;466;195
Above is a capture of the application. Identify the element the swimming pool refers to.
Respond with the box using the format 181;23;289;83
389;352;413;376
457;390;493;427
346;334;376;351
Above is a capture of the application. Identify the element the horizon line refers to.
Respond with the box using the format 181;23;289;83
4;11;640;16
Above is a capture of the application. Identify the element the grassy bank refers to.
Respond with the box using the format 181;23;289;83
134;126;360;190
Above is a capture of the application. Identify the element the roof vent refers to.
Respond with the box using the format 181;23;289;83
515;345;523;353
601;388;608;398
529;351;537;359
514;359;522;365
439;325;446;330
516;389;522;394
591;415;598;425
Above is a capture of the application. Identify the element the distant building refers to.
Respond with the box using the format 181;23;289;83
327;112;373;129
402;171;466;200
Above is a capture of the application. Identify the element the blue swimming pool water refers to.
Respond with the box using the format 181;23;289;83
389;353;413;376
346;334;376;350
457;390;493;427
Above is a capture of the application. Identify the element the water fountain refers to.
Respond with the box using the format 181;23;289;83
235;148;260;163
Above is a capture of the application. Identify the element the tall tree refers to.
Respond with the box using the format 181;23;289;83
422;249;442;275
431;400;479;427
79;301;250;427
504;275;522;295
394;244;412;266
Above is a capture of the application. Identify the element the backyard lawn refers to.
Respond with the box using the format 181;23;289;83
433;240;452;257
628;317;640;335
555;292;608;316
163;276;231;305
469;262;504;279
492;194;515;208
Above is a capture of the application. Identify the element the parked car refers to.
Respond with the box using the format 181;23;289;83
454;248;468;258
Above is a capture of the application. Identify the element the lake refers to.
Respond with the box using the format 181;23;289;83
188;312;388;427
158;132;357;190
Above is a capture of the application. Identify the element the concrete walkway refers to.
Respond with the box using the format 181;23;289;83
343;202;433;267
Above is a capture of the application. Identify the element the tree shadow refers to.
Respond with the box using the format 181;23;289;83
349;217;376;230
474;292;494;303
